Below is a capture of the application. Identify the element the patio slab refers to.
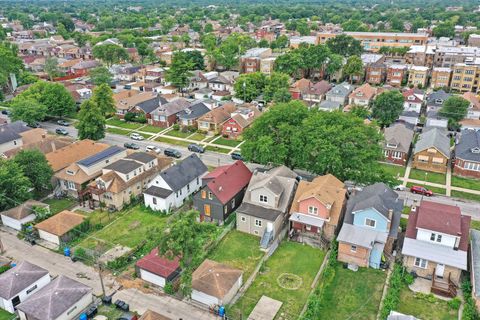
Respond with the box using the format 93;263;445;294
247;296;283;320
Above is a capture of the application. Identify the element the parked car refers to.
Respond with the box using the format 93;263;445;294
124;142;140;150
27;122;41;128
231;152;243;160
164;148;182;158
188;143;205;153
410;185;433;196
394;185;406;191
146;145;161;154
130;132;144;140
55;128;68;135
57;119;70;126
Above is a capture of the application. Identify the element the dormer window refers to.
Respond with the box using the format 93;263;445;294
308;206;318;215
408;96;415;100
435;99;443;104
66;170;75;175
365;218;376;228
259;195;268;203
386;143;397;149
472;147;480;154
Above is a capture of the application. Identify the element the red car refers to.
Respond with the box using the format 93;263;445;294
410;185;433;196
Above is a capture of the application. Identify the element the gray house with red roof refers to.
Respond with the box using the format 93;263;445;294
402;201;470;297
193;161;252;224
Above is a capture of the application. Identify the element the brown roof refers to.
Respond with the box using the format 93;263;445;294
46;139;109;172
35;210;85;236
58;58;82;68
3;135;72;159
192;259;242;300
1;200;48;220
139;310;172;320
113;90;140;104
230;108;260;129
198;103;236;125
54;163;97;185
19;128;48;145
290;174;346;226
463;92;480;111
349;83;377;100
291;78;312;92
116;92;157;111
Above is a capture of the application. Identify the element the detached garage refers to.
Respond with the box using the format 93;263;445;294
35;210;85;246
191;259;243;307
136;248;180;288
0;200;49;231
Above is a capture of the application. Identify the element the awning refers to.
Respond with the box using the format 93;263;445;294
289;212;325;228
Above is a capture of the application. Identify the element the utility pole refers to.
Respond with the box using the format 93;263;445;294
0;236;4;254
98;263;106;297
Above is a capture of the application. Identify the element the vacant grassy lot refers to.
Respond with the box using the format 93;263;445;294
208;230;264;280
0;309;13;320
406;182;446;195
213;137;241;147
315;264;387;320
106;117;144;130
451;190;480;202
409;169;446;185
205;145;231;154
379;163;406;179
229;242;325;320
155;136;191;147
451;176;480;191
165;129;191;138
43;198;76;214
396;285;457;320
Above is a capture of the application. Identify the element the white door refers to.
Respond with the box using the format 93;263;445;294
436;264;445;278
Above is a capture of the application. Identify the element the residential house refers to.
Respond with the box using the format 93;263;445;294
0;262;50;313
403;89;424;114
139;310;172;320
325;82;354;107
197;103;236;134
177;102;211;128
221;106;260;139
144;154;207;212
240;48;272;74
114;92;158;118
289;174;346;246
193;161;252;223
0;200;49;231
408;66;429;88
16;276;93;320
337;183;403;269
318;100;342;112
402;201;470;296
386;64;408;87
236;166;298;248
55;146;127;198
348;83;377;107
412;128;451;173
450;63;479;93
454;130;480;178
3;134;72;159
89;152;172;210
128;95;168;123
383;123;414;165
208;75;232;93
431;67;452;89
470;230;480;308
463;92;480;120
191;259;242;307
365;62;386;85
150;98;191;128
425;90;451;129
188;70;208;91
0;121;31;154
136;248;180;288
35;210;85;246
290;79;332;102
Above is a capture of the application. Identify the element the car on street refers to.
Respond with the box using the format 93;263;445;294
57;119;70;126
124;142;140;150
410;185;433;196
164;148;182;158
188;143;205;153
27;122;41;128
146;145;161;154
130;132;144;140
231;152;243;160
394;185;406;191
55;128;69;135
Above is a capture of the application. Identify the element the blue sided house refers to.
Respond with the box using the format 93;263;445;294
337;183;403;269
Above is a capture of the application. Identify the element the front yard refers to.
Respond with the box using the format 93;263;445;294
106;117;144;130
155;136;191;147
396;285;457;320
208;230;264;280
451;190;480;202
43;198;76;214
165;129;192;138
315;263;387;320
409;169;446;185
380;163;406;179
451;175;480;191
229;242;325;320
213;137;242;148
205;145;231;154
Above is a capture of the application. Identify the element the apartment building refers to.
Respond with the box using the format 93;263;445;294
431;67;452;89
434;46;480;68
386;64;408;87
450;63;479;93
408;66;429;88
317;32;428;52
240;48;273;74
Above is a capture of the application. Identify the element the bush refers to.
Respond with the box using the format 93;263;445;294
380;263;404;319
136;114;147;123
124;112;136;122
0;264;12;274
164;282;175;295
448;297;461;310
173;123;180;131
403;272;414;285
462;279;479;320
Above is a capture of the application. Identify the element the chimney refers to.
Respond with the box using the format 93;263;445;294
388;208;393;221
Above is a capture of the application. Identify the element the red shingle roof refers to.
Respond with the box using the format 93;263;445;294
136;248;180;278
204;161;252;204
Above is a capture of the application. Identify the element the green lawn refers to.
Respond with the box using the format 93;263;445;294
406;182;446;195
229;242;325;320
188;132;207;141
75;205;169;251
451;176;480;191
451;190;480;202
471;220;480;231
396;285;457;320
379;163;406;179
139;125;166;134
205;145;231;154
208;230;264;280
106;117;144;130
408;169;446;185
164;129;191;138
43;198;76;214
106;127;131;136
155;136;191;147
0;309;14;320
315;263;387;320
213;137;241;148
204;135;220;143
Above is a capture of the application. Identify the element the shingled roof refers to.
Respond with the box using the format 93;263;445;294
0;261;49;300
155;154;207;192
192;259;242;300
35;210;85;236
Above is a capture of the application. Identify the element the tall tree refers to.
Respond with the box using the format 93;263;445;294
13;150;53;191
165;52;194;92
213;33;255;70
89;67;113;85
77;99;106;140
184;50;205;70
325;54;343;80
93;44;129;67
343;55;364;83
0;159;31;211
263;72;291;103
326;34;363;57
371;90;404;127
10;96;48;126
137;42;155;63
0;43;23;93
233;72;266;102
439;96;470;130
92;83;115;116
44;57;60;81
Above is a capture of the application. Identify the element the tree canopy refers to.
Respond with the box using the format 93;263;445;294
89;66;113;85
0;159;31;211
233;72;290;103
13;150;53;191
92;83;115;116
93;44;129;67
77;99;106;140
10;96;48;126
326;35;363;57
165;51;194;91
371;90;405;127
439;96;470;130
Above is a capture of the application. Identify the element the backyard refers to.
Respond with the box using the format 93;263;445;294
315;263;387;320
228;242;325;320
0;309;13;320
43;197;76;214
396;285;458;320
208;230;264;280
409;169;446;185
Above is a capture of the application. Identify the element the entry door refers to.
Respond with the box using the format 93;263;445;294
436;264;445;278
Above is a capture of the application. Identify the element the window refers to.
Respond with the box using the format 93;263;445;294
430;233;442;242
204;204;211;216
153;197;157;205
126;174;130;180
187;184;190;192
67;181;76;190
26;284;38;295
224;205;227;214
414;257;428;269
208;192;213;200
196;176;199;184
365;218;376;228
437;234;442;243
255;219;262;227
308;206;318;215
259;195;268;203
351;245;357;252
305;225;311;231
231;198;235;208
430;233;436;241
201;190;206;199
241;216;246;222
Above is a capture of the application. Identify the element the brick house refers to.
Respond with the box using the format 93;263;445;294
150;98;191;128
454;130;480;178
412;128;451;173
222;106;260;139
197;103;237;134
383;123;414;165
365;62;386;85
386;64;407;87
348;83;377;107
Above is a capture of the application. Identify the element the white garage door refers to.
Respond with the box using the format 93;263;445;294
191;289;219;306
140;269;166;287
38;230;60;245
